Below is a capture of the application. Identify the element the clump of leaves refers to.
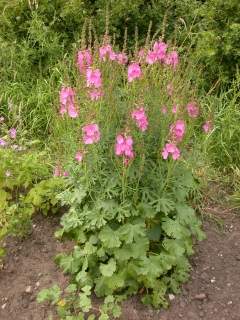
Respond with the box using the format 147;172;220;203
0;147;66;258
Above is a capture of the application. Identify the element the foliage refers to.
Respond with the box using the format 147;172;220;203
38;38;206;319
0;141;66;259
200;73;240;172
194;0;240;86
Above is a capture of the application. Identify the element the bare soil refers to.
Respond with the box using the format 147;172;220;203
0;209;240;320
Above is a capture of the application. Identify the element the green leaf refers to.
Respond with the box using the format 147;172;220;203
163;239;185;257
100;259;116;277
162;218;190;239
99;314;109;320
37;285;61;304
65;284;77;293
82;285;92;296
118;222;145;244
95;273;125;296
83;242;97;255
151;197;175;215
112;304;122;318
78;293;91;312
99;226;121;248
136;256;163;278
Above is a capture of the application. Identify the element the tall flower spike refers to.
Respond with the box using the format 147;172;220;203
9;128;17;139
82;123;101;144
153;41;168;61
128;63;142;82
170;120;185;142
77;49;92;73
131;107;148;132
164;51;179;69
115;134;134;161
86;68;102;88
162;143;180;160
59;87;78;118
187;102;199;118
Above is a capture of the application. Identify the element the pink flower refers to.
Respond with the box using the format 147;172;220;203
138;48;145;58
86;68;102;88
115;134;134;160
75;151;83;162
164;51;179;69
0;138;6;147
153;41;168;61
53;165;62;177
9;128;17;139
99;44;115;61
131;107;148;132
82;123;100;145
172;105;178;114
109;51;117;61
60;88;71;106
161;106;168;114
77;49;92;73
186;102;199;118
162;143;180;160
59;87;78;118
202;121;213;133
146;50;158;64
128;63;142;82
63;171;69;177
167;83;174;97
170;120;185;142
117;53;128;65
88;89;103;101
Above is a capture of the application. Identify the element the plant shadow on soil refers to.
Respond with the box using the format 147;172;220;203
0;209;240;320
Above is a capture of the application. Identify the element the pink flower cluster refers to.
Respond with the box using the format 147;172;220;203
187;102;199;118
53;165;69;177
0;138;7;147
172;104;178;114
82;123;100;145
162;120;185;161
59;87;78;118
75;151;83;162
146;41;168;64
128;63;142;82
164;51;179;69
77;49;92;73
86;68;102;88
202;120;213;133
9;128;17;139
162;143;180;160
86;67;103;101
89;89;104;101
131;107;148;132
115;134;134;161
76;48;103;102
99;44;128;65
144;41;179;69
170;120;185;142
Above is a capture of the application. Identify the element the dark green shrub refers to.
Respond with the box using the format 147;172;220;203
195;0;240;86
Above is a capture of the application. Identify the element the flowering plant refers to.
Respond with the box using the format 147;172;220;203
40;38;209;319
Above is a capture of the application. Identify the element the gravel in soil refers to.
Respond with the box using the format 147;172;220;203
0;211;239;320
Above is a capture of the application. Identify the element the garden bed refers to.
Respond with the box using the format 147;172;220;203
0;209;239;320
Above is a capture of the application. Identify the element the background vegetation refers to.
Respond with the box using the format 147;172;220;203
0;0;239;316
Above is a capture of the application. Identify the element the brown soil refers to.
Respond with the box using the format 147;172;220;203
0;210;240;320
